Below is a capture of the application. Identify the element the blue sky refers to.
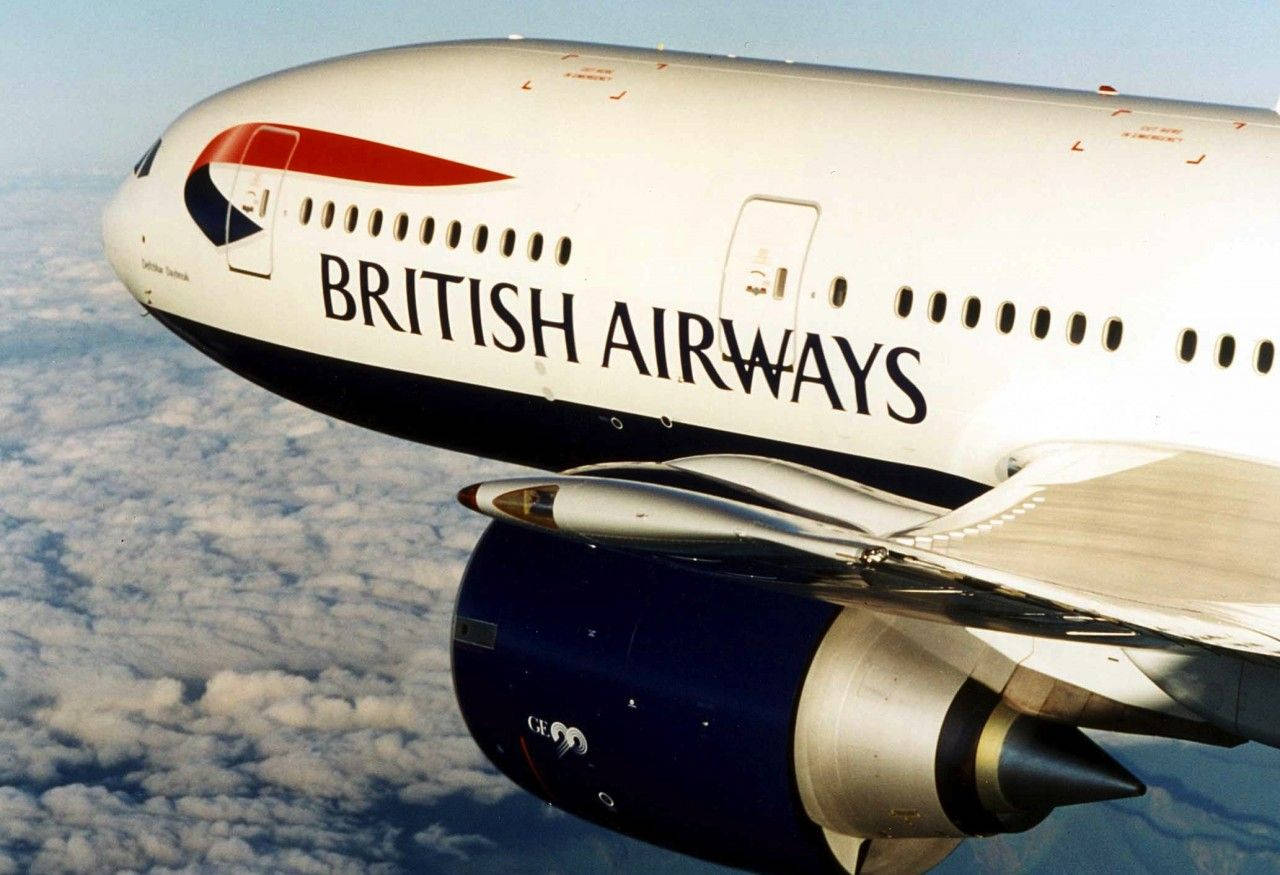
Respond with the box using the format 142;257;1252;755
4;0;1280;173
5;2;1280;872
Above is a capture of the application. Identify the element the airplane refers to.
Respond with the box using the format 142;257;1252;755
101;36;1280;874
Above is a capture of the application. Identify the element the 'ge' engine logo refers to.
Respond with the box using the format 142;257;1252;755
527;715;588;758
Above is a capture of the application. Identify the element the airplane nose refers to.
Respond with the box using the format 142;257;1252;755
101;180;144;304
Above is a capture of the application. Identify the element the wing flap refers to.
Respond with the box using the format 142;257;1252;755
899;444;1280;653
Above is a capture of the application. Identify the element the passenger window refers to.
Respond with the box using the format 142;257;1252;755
556;237;572;266
474;224;489;253
299;197;313;225
321;201;335;229
928;291;947;323
1032;307;1050;339
962;297;981;328
997;302;1015;334
830;277;848;308
420;216;435;245
393;212;408;241
344;205;358;234
500;229;516;257
1178;329;1197;362
1217;334;1236;368
895;286;914;318
1103;318;1123;351
1257;340;1275;374
368;208;383;237
446;220;462;249
1067;312;1086;345
529;232;544;261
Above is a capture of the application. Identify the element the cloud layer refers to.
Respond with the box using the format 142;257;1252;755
0;176;539;872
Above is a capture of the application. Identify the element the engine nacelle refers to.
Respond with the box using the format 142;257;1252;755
452;523;1141;874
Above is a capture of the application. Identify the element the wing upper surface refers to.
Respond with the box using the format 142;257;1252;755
895;444;1280;653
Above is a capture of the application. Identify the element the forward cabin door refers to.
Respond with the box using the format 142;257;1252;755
718;197;819;367
225;125;299;278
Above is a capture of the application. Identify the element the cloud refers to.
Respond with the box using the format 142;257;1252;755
0;782;403;873
413;823;496;861
0;176;527;872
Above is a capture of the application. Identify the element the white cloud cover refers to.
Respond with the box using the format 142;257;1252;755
0;177;531;872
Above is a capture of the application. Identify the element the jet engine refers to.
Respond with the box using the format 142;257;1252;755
451;523;1143;874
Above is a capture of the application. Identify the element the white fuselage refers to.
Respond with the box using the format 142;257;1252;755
102;38;1280;494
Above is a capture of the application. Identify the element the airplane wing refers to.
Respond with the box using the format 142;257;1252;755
458;443;1280;660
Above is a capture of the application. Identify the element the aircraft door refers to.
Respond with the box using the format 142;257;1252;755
718;197;819;367
225;125;299;278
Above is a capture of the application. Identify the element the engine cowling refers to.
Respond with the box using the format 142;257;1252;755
451;523;1142;874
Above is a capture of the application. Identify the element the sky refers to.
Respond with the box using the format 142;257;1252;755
4;0;1280;173
4;1;1280;873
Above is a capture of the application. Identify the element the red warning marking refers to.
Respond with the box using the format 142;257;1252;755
1122;126;1182;143
1234;121;1247;130
1110;109;1131;117
561;53;579;60
521;80;532;91
1070;140;1084;152
610;90;628;100
656;62;668;70
1186;154;1206;165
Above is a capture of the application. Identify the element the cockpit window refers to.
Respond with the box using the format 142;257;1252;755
133;139;161;178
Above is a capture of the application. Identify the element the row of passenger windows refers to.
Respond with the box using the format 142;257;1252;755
297;197;573;266
1176;329;1275;373
881;281;1275;374
891;286;1124;351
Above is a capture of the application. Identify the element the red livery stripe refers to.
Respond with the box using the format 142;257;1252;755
190;123;512;186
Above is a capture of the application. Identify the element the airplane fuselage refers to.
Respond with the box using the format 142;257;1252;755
103;39;1280;510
